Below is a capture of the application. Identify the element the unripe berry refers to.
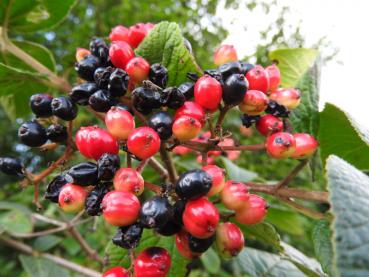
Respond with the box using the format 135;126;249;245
103;266;131;277
265;64;280;91
109;25;129;42
134;247;171;277
218;138;241;161
291;133;318;159
175;230;201;259
128;24;148;48
75;48;91;62
174;101;206;126
75;126;94;158
222;74;248;106
266;132;296;159
239;90;269;115
18;120;47;147
220;180;250;210
172;145;192;155
29;94;53;118
203;165;226;196
194;75;222;111
256;114;283;137
269;88;301;110
172;116;202;141
109;41;135;69
216;222;244;258
105;106;135;140
113;168;144;196
125;57;150;84
245;65;269;93
127;127;161;160
102;191;140;226
183;197;219;239
175;169;212;200
235;194;267;225
196;154;216;166
214;45;238;66
58;184;87;213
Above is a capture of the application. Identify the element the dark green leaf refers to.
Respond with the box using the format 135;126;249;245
33;235;62;251
200;248;221;274
221;157;258;182
312;220;333;276
0;210;33;235
19;255;69;277
266;207;304;236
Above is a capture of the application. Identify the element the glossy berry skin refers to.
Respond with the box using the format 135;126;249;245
204;69;222;83
112;223;143;249
46;124;68;143
148;112;173;140
105;107;135;140
75;55;100;81
269;88;301;110
291;133;318;159
219;62;242;80
108;68;130;97
265;64;281;91
51;96;78;121
183;197;219;239
127;127;161;160
235;194;267;225
175;169;212;200
134;247;171;277
140;196;172;228
89;37;107;56
172;116;202;141
45;175;67;203
203;165;226;196
103;266;131;277
194;75;222;111
109;41;135;69
240;62;255;75
75;48;91;62
246;65;269;94
58;184;87;213
164;87;186;109
29;94;53;117
127;23;148;48
156;200;186;236
132;87;165;114
189;234;215;253
102;191;140;226
266;132;296;159
85;185;109;216
175;230;201;259
174;101;206;126
149;63;168;88
113;168;144;195
178;82;195;100
94;66;114;89
109;25;129;42
97;153;120;181
69;82;98;106
18;121;47;147
220;180;250;211
216;222;244;258
265;100;290;118
256;114;283;137
75;126;94;158
89;89;116;113
214;45;238;66
125;57;150;84
65;162;98;186
222;74;248;106
0;157;23;177
239;89;269;115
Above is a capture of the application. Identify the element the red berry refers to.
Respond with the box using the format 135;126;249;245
173;145;192;155
266;132;296;159
269;88;301;110
220;180;249;211
183;197;219;239
172;116;202;141
128;24;148;48
194;76;222;111
256;115;283;137
102;191;140;226
174;101;206;126
109;25;129;42
134;247;171;277
196;154;215;165
235;194;267;225
58;184;87;213
103;266;131;277
216;222;244;258
175;230;201;259
125;57;150;84
109;41;135;69
203;165;226;196
127;127;161;160
291;133;318;159
213;45;238;66
239;89;269;115
76;126;95;159
265;64;280;91
105;107;135;140
113;168;144;196
218;138;241;161
76;47;91;62
245;65;269;93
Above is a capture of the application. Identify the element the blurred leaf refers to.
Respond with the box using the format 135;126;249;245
266;207;304;236
326;155;369;276
61;236;81;256
136;21;202;86
312;220;333;276
33;235;62;251
19;255;69;277
104;241;130;270
0;201;31;214
200;248;221;274
0;202;33;235
221;157;258;182
319;103;369;170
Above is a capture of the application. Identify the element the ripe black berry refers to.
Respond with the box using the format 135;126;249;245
69;82;98;105
45;175;67;203
89;37;107;56
175;169;212;200
112;223;143;249
178;82;194;100
140;196;172;228
51;96;78;121
89;89;117;113
29;94;53;117
149;63;168;88
18;120;47;147
0;157;23;176
85;185;109;216
204;69;223;83
156;219;182;236
94;67;114;89
241;114;260;128
265;100;290;118
148;112;173;140
164;87;185;109
75;55;100;81
219;61;242;80
222;74;248;106
65;162;98;186
188;234;215;253
97;153;120;181
96;45;110;66
46;124;68;143
108;68;129;97
132;87;165;114
240;62;254;75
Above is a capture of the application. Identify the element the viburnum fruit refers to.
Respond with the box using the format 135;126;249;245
103;266;131;277
109;41;135;69
256;114;283;136
204;69;222;82
194;75;222;111
219;62;242;80
140;196;172;228
183;197;219;238
222;74;248;106
172;116;202;141
97;153;120;181
75;54;100;81
202;165;226;196
109;25;129;42
175;230;201;259
45;175;67;203
240;62;255;75
188;234;215;253
101;191;140;226
220;180;250;210
18;120;47;147
85;185;109;216
127;23;148;48
163;87;186;109
51;96;78;121
134;247;171;277
58;184;87;213
178;82;195;100
109;68;130;97
29;93;53;118
69;82;98;105
46;124;68;143
213;45;238;66
235;194;267;225
89;89;116;113
112;222;143;249
113;168;144;195
265;64;281;91
148;112;173;140
246;65;269;93
266;131;296;159
291;133;318;159
155;200;185;236
175;169;212;200
125;57;150;84
216;222;244;258
65;162;98;186
174;101;206;126
269;88;301;110
239;89;269;115
149;63;168;88
132;86;165;114
0;157;23;177
105;106;135;140
127;127;161;160
75;47;91;62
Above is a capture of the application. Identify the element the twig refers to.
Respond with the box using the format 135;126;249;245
127;153;132;168
215;105;231;135
201;152;208;166
144;181;162;194
148;158;168;180
279;197;325;219
179;141;265;152
159;143;178;183
274;159;309;191
206;113;215;139
136;159;148;173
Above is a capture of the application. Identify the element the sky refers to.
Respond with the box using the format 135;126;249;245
217;0;369;125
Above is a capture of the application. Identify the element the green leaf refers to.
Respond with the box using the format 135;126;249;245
221;157;258;182
269;48;318;87
200;248;221;274
33;235;62;251
136;21;202;86
319;103;369;170
326;155;369;276
312;220;333;276
0;209;33;235
19;255;69;277
104;241;130;270
266;207;304;236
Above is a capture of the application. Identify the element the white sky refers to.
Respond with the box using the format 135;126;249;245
217;0;369;125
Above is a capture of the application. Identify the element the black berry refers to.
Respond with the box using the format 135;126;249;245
75;55;100;81
132;87;165;114
204;69;223;83
89;37;107;56
240;62;254;75
65;162;98;186
29;94;53;117
89;89;116;113
18;120;47;147
265;100;290;118
85;185;109;216
164;87;185;109
189;234;215;253
140;196;172;228
175;169;212;200
222;74;248;106
219;61;242;80
112;223;143;249
94;67;114;89
178;82;195;100
69;82;98;105
45;175;67;203
108;68;129;97
0;157;23;177
148;112;173;140
51;96;78;121
241;114;261;128
149;63;168;88
97;153;120;181
46;124;68;143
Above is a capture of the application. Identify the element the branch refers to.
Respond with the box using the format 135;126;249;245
144;181;162;194
159;143;178;183
274;159;309;190
148;158;168;180
278;196;325;219
215;105;231;135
